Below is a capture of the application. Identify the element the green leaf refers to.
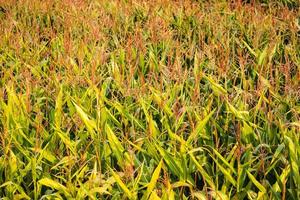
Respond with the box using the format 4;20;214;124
54;129;76;155
212;148;236;174
187;108;216;145
38;178;71;197
189;153;215;190
54;86;63;129
106;124;131;168
246;171;266;193
193;191;207;200
242;40;257;57
210;191;229;200
110;169;134;199
203;75;227;96
272;165;290;192
142;160;163;200
155;144;183;179
73;102;96;137
226;101;249;120
211;156;236;186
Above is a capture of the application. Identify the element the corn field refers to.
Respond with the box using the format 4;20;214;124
0;0;299;199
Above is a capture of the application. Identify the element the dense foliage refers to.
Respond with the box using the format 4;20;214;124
0;0;299;199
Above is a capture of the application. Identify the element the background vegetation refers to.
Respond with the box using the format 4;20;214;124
0;0;299;199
